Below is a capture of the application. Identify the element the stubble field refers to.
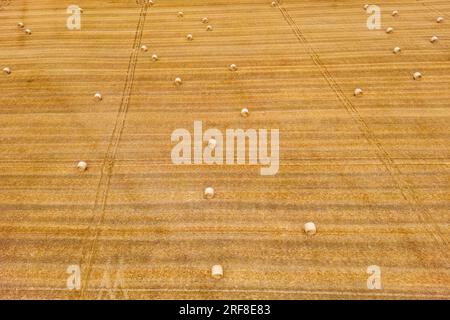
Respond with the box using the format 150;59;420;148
0;0;449;299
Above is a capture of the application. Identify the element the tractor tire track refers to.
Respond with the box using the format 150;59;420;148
273;1;448;253
78;2;150;298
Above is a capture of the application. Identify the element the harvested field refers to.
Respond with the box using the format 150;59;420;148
0;0;449;299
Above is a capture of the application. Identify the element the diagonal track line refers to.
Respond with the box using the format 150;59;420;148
78;2;150;298
273;1;448;253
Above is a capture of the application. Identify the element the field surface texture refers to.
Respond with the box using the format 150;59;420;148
0;0;449;299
